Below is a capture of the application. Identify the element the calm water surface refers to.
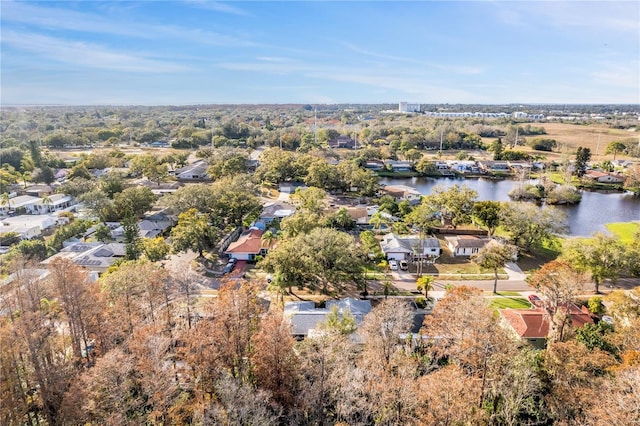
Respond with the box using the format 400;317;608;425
380;177;640;237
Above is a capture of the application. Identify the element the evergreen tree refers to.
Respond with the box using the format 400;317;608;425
122;212;141;260
574;146;591;177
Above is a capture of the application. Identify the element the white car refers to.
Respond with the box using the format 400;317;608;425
389;260;398;271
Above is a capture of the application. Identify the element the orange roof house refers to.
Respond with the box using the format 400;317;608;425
500;304;594;349
225;229;272;261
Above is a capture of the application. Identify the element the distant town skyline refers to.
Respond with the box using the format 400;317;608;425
1;1;639;105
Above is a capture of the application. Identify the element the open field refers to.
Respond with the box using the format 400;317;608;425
535;122;635;155
478;122;638;162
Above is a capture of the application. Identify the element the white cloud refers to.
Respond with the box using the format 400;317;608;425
0;1;258;47
2;31;191;73
216;59;479;102
493;1;639;35
184;0;250;16
339;41;485;75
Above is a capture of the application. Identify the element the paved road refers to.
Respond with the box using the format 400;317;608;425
390;272;640;294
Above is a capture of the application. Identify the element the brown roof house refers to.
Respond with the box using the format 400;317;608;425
380;185;422;204
225;228;272;261
500;304;594;349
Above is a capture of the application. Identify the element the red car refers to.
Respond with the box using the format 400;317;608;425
528;294;542;306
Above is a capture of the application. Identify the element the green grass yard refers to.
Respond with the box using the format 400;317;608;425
489;297;532;310
606;222;640;245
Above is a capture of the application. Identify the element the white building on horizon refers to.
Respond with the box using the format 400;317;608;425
399;102;421;113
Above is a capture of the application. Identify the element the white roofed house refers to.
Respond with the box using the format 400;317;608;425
380;185;422;205
384;160;414;172
380;233;442;261
259;202;296;223
24;194;76;215
284;298;372;338
445;235;493;257
1;215;57;239
0;195;39;216
175;160;210;181
583;170;625;184
42;242;126;274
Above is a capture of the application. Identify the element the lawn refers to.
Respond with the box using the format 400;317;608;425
606;222;640;244
513;236;562;273
489;297;532;310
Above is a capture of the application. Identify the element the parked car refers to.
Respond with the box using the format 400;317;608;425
228;257;237;265
399;260;408;271
528;294;542;307
389;260;398;271
223;262;235;275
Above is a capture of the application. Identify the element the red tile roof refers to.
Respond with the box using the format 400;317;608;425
226;229;267;254
501;304;594;339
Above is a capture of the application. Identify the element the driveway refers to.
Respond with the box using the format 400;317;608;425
504;262;526;281
164;250;198;273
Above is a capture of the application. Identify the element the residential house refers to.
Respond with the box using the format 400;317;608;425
109;215;173;241
500;304;594;349
345;206;370;226
42;242;126;274
278;182;307;194
450;161;479;174
445;235;493;256
23;185;55;197
435;161;450;171
0;224;40;241
1;214;57;235
328;135;356;149
0;195;39;215
364;160;385;171
380;185;422;204
225;228;271;261
259;202;296;223
24;194;75;215
175;160;210;181
284;298;372;337
136;178;182;196
507;161;533;172
612;160;633;168
584;170;625;184
384;160;414;172
380;233;441;261
478;161;510;173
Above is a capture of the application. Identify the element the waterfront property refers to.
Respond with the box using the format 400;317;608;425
445;235;493;256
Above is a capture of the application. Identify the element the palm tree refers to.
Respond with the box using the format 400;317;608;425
416;275;434;299
1;193;12;215
41;195;53;213
21;172;31;188
261;229;277;249
369;212;390;232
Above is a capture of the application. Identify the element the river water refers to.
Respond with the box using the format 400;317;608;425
380;177;640;237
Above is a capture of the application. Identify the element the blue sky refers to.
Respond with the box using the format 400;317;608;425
1;1;639;105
